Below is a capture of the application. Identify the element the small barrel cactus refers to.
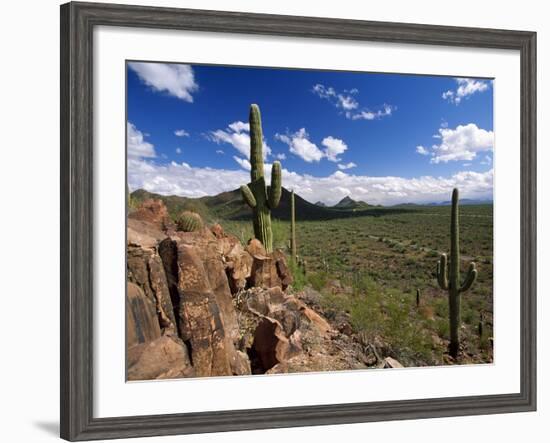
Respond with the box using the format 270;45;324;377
176;211;203;232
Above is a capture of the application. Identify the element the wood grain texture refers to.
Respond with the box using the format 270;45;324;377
60;2;536;441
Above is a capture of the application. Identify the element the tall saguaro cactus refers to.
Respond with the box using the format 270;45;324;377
436;188;478;358
290;190;297;262
240;104;282;253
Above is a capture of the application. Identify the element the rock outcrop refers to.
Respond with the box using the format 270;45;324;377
126;198;370;381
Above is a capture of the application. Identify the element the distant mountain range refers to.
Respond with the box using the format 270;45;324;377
395;198;493;206
131;188;491;223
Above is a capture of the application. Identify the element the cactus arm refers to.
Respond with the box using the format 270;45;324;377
240;184;256;208
267;161;282;209
460;262;478;292
437;253;449;290
249;104;264;182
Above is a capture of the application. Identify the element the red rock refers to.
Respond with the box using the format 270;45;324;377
127;336;194;380
210;223;225;238
252;317;290;371
175;243;242;377
127;246;177;335
126;282;161;348
225;244;253;294
128;199;173;232
246;238;267;257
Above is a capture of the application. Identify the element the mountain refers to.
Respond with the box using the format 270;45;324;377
333;196;370;210
426;198;493;206
131;187;382;222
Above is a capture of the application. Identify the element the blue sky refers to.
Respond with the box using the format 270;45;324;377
127;62;494;205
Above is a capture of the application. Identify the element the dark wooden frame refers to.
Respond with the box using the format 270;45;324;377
60;1;537;441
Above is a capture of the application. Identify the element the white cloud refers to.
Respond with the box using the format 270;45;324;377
128;62;198;102
208;121;271;159
430;124;493;164
442;78;490;104
228;121;250;132
275;129;324;162
347;104;394;121
416;145;429;155
233;156;251;171
175;147;182;154
174;129;189;137
321;136;348;162
128;157;493;205
275;153;287;160
127;122;156;158
216;149;225;155
337;162;357;170
312;83;394;121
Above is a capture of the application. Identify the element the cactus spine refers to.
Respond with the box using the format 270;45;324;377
436;188;478;358
240;104;282;253
290;190;297;262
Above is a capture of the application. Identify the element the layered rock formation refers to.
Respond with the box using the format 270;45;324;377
126;199;377;381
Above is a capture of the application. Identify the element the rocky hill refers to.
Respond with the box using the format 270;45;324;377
125;199;401;380
131;188;379;223
333;195;371;210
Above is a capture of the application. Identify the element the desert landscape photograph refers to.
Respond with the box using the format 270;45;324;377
125;61;494;380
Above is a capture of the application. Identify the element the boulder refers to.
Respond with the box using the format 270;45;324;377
127;336;194;380
225;244;253;294
249;255;282;289
175;243;238;377
382;356;404;369
127;246;177;335
252;317;291;371
127;218;167;249
246;239;267;257
128;199;173;232
272;250;293;290
126;282;161;348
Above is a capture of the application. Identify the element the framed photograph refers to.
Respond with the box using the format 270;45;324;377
60;1;536;440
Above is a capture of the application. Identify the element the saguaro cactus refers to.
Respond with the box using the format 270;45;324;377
436;188;478;358
290;190;297;262
240;104;282;253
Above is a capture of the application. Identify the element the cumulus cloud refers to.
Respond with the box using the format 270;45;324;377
337;162;357;170
128;62;198;102
312;83;394;121
128;156;493;205
275;129;325;162
208;121;271;159
175;147;182;154
442;78;490;104
127;122;156;158
416;123;493;164
276;131;352;164
174;129;189;137
275;153;287;160
321;136;348;162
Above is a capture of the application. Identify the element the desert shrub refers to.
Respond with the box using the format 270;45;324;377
288;258;307;291
308;270;330;292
